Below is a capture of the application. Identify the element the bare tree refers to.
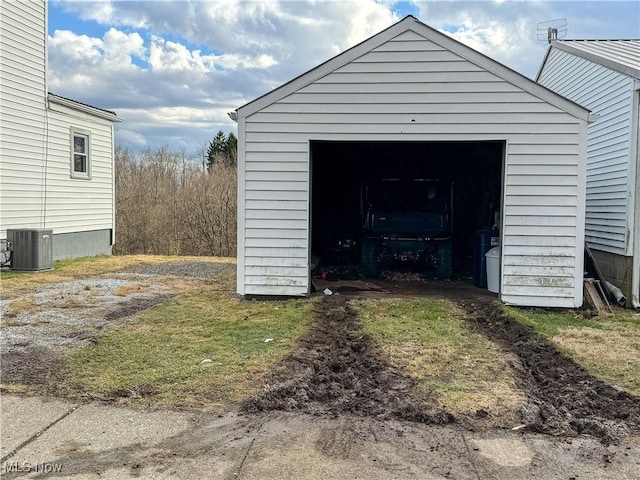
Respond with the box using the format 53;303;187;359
113;145;236;257
194;140;209;173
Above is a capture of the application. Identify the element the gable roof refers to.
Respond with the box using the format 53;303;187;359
236;15;591;122
538;39;640;81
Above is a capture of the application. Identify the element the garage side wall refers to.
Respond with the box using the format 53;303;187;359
239;30;586;307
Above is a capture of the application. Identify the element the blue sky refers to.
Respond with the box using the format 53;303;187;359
47;0;640;154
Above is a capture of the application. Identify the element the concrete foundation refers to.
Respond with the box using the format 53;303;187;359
53;229;112;261
590;248;634;307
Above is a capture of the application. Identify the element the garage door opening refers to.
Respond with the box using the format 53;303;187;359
310;141;504;282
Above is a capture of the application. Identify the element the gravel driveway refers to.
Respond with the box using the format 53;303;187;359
0;260;234;389
1;262;233;352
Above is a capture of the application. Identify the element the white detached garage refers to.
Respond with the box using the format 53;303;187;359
234;16;594;308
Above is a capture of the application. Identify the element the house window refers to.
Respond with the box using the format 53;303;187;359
71;129;91;179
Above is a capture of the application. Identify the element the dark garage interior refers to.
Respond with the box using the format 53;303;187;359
310;140;504;281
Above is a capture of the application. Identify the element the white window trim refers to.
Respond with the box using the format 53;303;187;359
70;128;92;180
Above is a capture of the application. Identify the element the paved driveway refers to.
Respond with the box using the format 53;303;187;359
2;395;639;479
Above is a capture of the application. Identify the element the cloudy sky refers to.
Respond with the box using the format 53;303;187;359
47;0;640;154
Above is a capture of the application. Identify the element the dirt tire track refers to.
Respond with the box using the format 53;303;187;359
464;300;640;444
104;294;174;321
0;347;67;394
243;295;454;424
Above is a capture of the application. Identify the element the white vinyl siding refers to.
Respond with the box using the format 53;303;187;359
0;2;116;239
0;0;47;237
44;102;115;233
538;48;635;255
239;29;587;307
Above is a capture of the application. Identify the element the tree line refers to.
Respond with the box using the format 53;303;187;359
114;137;237;257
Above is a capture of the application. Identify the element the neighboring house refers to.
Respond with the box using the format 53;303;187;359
233;15;595;308
537;40;640;309
0;1;121;262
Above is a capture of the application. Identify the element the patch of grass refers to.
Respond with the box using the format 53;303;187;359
0;384;29;394
554;327;640;395
113;284;144;296
502;306;606;337
505;305;640;396
2;297;38;318
63;275;316;410
353;298;524;421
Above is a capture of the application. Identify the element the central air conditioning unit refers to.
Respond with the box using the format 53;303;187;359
6;229;53;271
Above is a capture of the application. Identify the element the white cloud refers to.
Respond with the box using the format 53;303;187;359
148;36;208;73
414;0;550;77
102;28;145;63
439;16;533;59
119;106;232;128
116;129;147;148
147;36;277;73
48;29;103;63
48;28;145;69
338;1;400;50
211;52;278;70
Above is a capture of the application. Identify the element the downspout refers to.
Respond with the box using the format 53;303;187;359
575;112;597;307
228;110;245;296
631;87;640;309
42;0;49;229
111;122;116;251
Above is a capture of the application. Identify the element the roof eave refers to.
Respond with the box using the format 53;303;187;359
48;93;122;123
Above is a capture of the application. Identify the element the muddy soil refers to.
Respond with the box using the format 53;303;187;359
0;347;67;395
245;289;639;445
104;294;173;321
244;295;454;424
464;300;640;445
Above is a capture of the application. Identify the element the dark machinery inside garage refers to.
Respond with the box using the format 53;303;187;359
310;141;503;279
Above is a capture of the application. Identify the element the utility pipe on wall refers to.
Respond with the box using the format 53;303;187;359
631;88;640;310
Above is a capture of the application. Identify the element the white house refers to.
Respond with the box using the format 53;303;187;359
0;1;121;262
537;40;640;309
234;16;594;308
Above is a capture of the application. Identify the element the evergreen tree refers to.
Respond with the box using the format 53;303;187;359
206;130;238;168
206;130;227;168
225;132;237;166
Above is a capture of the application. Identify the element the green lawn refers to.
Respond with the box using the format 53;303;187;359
65;277;316;409
504;305;640;395
354;297;524;420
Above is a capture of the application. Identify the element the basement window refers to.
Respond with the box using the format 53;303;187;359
70;129;91;179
